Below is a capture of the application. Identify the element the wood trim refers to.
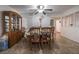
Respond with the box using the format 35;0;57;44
21;17;22;30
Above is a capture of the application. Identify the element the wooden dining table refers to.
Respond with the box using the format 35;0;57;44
27;33;54;50
27;27;55;50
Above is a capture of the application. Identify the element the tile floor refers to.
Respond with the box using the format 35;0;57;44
0;33;79;54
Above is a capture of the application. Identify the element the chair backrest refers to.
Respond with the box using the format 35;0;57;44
30;33;40;42
46;32;51;38
41;32;48;40
33;33;39;40
30;34;34;39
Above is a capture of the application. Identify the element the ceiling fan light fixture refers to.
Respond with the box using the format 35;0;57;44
37;5;44;10
38;10;43;13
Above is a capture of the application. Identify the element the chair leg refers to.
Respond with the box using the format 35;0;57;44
30;42;33;50
49;40;52;50
38;43;40;49
41;42;43;49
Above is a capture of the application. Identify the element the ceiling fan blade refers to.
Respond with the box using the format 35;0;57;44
34;11;39;15
32;9;38;15
43;11;46;15
44;9;53;11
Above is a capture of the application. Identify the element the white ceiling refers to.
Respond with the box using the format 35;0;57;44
7;5;78;28
9;5;76;15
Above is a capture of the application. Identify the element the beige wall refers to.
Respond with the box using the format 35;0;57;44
61;6;79;43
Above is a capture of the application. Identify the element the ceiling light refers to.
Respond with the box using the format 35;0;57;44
37;5;44;10
38;10;43;13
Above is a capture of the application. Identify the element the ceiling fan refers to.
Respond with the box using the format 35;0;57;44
33;5;53;15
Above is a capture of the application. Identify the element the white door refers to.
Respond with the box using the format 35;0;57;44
56;20;61;32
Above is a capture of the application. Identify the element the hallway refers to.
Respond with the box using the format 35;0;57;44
0;33;79;54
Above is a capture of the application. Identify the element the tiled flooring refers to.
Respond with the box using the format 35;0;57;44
0;33;79;54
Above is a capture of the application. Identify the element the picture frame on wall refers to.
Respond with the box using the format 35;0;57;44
70;14;74;27
50;19;54;27
75;11;79;27
61;17;64;27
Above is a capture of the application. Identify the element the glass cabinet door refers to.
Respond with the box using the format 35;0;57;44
2;11;22;35
11;16;16;31
19;17;21;30
15;16;19;31
4;16;9;32
50;19;54;27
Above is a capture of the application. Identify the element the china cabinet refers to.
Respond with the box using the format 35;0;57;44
2;11;22;48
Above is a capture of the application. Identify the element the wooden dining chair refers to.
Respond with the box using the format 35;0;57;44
30;33;40;50
41;32;51;49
